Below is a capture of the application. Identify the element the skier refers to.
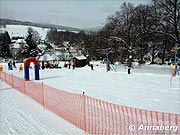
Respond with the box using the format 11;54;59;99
72;60;75;69
177;63;180;75
42;61;45;70
107;64;110;72
90;64;94;70
13;61;17;68
8;61;13;70
128;66;131;74
68;60;71;69
64;61;67;68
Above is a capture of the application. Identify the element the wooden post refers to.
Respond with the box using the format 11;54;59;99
83;92;87;135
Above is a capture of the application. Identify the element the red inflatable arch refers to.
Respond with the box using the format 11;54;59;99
24;57;39;66
24;57;40;80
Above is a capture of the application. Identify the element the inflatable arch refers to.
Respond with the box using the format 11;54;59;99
24;58;40;80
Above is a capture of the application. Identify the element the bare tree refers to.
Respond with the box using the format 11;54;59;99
103;3;139;65
133;4;157;63
152;0;180;45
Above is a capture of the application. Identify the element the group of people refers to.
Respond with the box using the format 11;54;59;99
41;61;60;69
8;61;16;70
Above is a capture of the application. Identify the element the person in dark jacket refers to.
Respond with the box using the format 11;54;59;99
42;61;45;70
8;61;13;70
90;64;94;70
13;61;17;68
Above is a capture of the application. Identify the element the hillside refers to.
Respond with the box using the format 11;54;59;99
0;25;48;39
0;18;82;32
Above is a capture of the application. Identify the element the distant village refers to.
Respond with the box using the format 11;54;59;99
0;25;89;69
10;35;87;68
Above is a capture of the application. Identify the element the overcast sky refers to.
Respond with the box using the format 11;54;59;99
0;0;148;29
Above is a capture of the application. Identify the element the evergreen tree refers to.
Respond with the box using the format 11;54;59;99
24;27;39;57
0;31;12;58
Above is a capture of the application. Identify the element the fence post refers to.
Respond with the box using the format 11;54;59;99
83;92;87;135
4;72;6;82
0;71;1;88
0;71;2;82
24;79;26;98
41;82;45;110
12;74;14;88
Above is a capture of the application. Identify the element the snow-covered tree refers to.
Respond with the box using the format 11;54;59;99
23;27;40;57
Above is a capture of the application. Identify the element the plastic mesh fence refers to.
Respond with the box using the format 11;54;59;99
86;96;179;134
0;71;179;134
4;72;13;86
43;84;85;131
13;75;25;94
25;81;44;105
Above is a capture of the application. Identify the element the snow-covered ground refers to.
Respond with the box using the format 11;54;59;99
0;25;80;40
2;62;180;114
0;81;84;135
1;61;180;134
0;25;49;39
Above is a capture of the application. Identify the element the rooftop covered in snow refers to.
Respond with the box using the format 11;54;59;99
74;55;86;60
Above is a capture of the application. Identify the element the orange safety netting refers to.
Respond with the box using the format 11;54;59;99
25;81;44;105
0;71;5;80
43;84;85;131
85;96;179;134
13;75;25;94
0;71;179;134
4;72;13;86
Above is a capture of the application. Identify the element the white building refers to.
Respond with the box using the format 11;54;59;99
47;42;83;61
10;39;26;60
